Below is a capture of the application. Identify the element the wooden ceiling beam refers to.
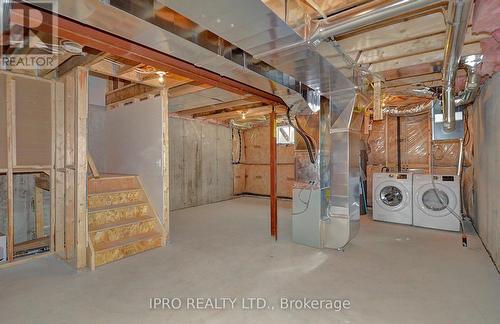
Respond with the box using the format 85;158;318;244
370;42;481;73
45;50;106;78
382;73;442;88
168;81;214;98
383;61;443;80
193;103;268;119
207;105;287;121
357;27;487;66
105;83;158;108
176;97;263;117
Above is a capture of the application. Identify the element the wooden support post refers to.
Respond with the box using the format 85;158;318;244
161;88;169;245
54;81;66;257
75;67;88;269
6;76;15;262
35;187;45;238
269;108;277;240
64;72;76;261
50;80;56;252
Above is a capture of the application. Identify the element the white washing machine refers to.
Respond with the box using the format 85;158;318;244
413;174;461;231
373;173;413;225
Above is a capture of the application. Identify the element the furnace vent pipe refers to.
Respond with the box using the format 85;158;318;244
442;0;473;132
314;0;443;40
454;55;482;107
255;0;443;59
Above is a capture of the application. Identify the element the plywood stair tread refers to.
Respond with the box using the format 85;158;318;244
89;215;155;233
88;201;148;213
93;231;162;252
87;174;165;269
88;188;143;196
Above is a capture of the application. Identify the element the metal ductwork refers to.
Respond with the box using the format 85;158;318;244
442;0;474;132
454;54;482;106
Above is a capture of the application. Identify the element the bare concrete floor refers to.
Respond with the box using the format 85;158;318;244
0;197;499;323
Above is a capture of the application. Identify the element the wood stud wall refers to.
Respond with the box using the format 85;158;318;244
1;72;58;263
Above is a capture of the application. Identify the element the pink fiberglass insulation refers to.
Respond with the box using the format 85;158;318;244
472;0;500;76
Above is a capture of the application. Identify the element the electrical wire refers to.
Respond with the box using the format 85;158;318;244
292;186;313;215
287;106;316;164
295;115;317;152
430;143;468;247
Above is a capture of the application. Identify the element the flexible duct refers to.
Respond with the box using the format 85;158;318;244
383;101;433;116
442;0;474;132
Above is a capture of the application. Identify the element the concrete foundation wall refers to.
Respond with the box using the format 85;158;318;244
472;72;500;267
169;117;233;210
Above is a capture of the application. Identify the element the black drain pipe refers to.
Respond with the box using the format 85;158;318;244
397;116;401;173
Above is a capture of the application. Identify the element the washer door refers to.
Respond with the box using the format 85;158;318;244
375;181;410;211
380;186;403;207
415;183;457;217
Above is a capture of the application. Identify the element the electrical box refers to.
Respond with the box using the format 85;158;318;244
431;100;464;141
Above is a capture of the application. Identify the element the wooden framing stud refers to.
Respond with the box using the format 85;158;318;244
6;76;15;262
161;88;170;245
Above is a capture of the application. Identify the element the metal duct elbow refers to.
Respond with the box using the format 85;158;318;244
442;0;473;132
454;55;482;107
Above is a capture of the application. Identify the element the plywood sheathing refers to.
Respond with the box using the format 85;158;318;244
14;77;52;166
472;0;500;76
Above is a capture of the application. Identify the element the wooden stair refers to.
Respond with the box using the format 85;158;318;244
86;174;165;270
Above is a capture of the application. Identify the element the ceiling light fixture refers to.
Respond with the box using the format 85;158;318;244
156;71;167;86
307;90;321;113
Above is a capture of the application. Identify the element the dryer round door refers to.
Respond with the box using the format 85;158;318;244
415;183;458;217
375;181;410;212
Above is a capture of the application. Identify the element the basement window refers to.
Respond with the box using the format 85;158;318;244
277;126;295;145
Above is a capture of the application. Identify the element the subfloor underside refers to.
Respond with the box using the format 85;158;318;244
0;197;499;323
